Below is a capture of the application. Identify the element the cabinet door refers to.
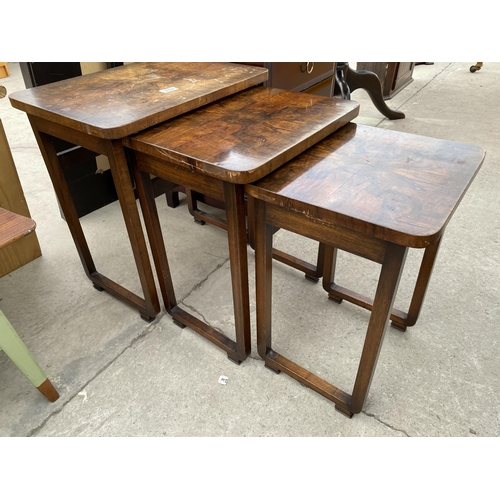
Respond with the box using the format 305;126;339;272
357;62;414;99
392;63;415;94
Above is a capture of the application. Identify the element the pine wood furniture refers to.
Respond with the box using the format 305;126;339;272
9;62;268;321
0;63;9;79
1;86;42;277
124;87;359;363
246;123;485;416
0;207;59;402
0;118;42;277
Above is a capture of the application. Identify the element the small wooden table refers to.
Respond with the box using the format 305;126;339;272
9;62;268;320
246;123;485;416
124;87;359;363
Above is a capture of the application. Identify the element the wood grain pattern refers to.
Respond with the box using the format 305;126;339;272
124;87;360;183
10;63;267;319
0;207;36;249
126;87;358;357
249;123;485;415
0;120;42;277
246;123;485;248
9;62;268;140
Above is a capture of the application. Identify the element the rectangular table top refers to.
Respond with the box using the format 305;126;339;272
246;123;486;248
124;86;360;184
9;62;268;140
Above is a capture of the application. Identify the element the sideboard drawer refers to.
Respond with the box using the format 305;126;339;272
266;62;336;93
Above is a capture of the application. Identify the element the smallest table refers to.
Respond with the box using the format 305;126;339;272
246;123;485;417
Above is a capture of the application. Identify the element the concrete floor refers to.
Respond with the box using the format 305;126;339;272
0;62;498;441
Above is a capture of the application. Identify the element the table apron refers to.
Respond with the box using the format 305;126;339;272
264;203;389;264
28;115;110;156
133;150;226;201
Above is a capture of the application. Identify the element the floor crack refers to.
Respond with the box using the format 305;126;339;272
179;257;229;303
27;313;166;437
362;410;410;436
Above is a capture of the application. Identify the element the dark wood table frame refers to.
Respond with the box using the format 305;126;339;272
9;62;269;321
124;87;359;363
247;123;485;416
323;235;443;332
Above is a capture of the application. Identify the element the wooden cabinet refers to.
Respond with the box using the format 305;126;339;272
356;62;415;99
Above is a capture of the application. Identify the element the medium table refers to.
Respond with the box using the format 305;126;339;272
9;62;268;320
123;86;359;363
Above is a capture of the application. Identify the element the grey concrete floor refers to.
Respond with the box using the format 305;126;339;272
0;63;498;443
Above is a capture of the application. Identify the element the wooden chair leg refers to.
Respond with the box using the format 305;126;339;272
0;311;59;402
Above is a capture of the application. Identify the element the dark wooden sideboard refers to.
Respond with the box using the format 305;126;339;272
262;62;335;96
237;62;336;96
356;62;415;99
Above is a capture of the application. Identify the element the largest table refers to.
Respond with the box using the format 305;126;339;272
9;62;269;320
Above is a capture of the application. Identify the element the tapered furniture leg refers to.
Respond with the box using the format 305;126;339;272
133;168;178;314
254;200;274;364
105;140;161;321
0;207;59;402
0;311;59;402
224;183;252;363
349;244;407;414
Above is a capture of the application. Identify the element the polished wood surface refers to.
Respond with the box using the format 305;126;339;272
9;62;268;140
0;207;36;249
248;123;485;416
126;88;359;361
247;123;485;248
124;87;360;183
11;63;268;320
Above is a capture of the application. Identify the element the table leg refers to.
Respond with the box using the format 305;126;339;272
223;183;252;363
132;165;251;363
390;236;442;331
254;200;274;363
133;169;178;313
323;237;442;331
31;128;160;321
348;243;407;414
105;140;160;320
253;199;353;410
